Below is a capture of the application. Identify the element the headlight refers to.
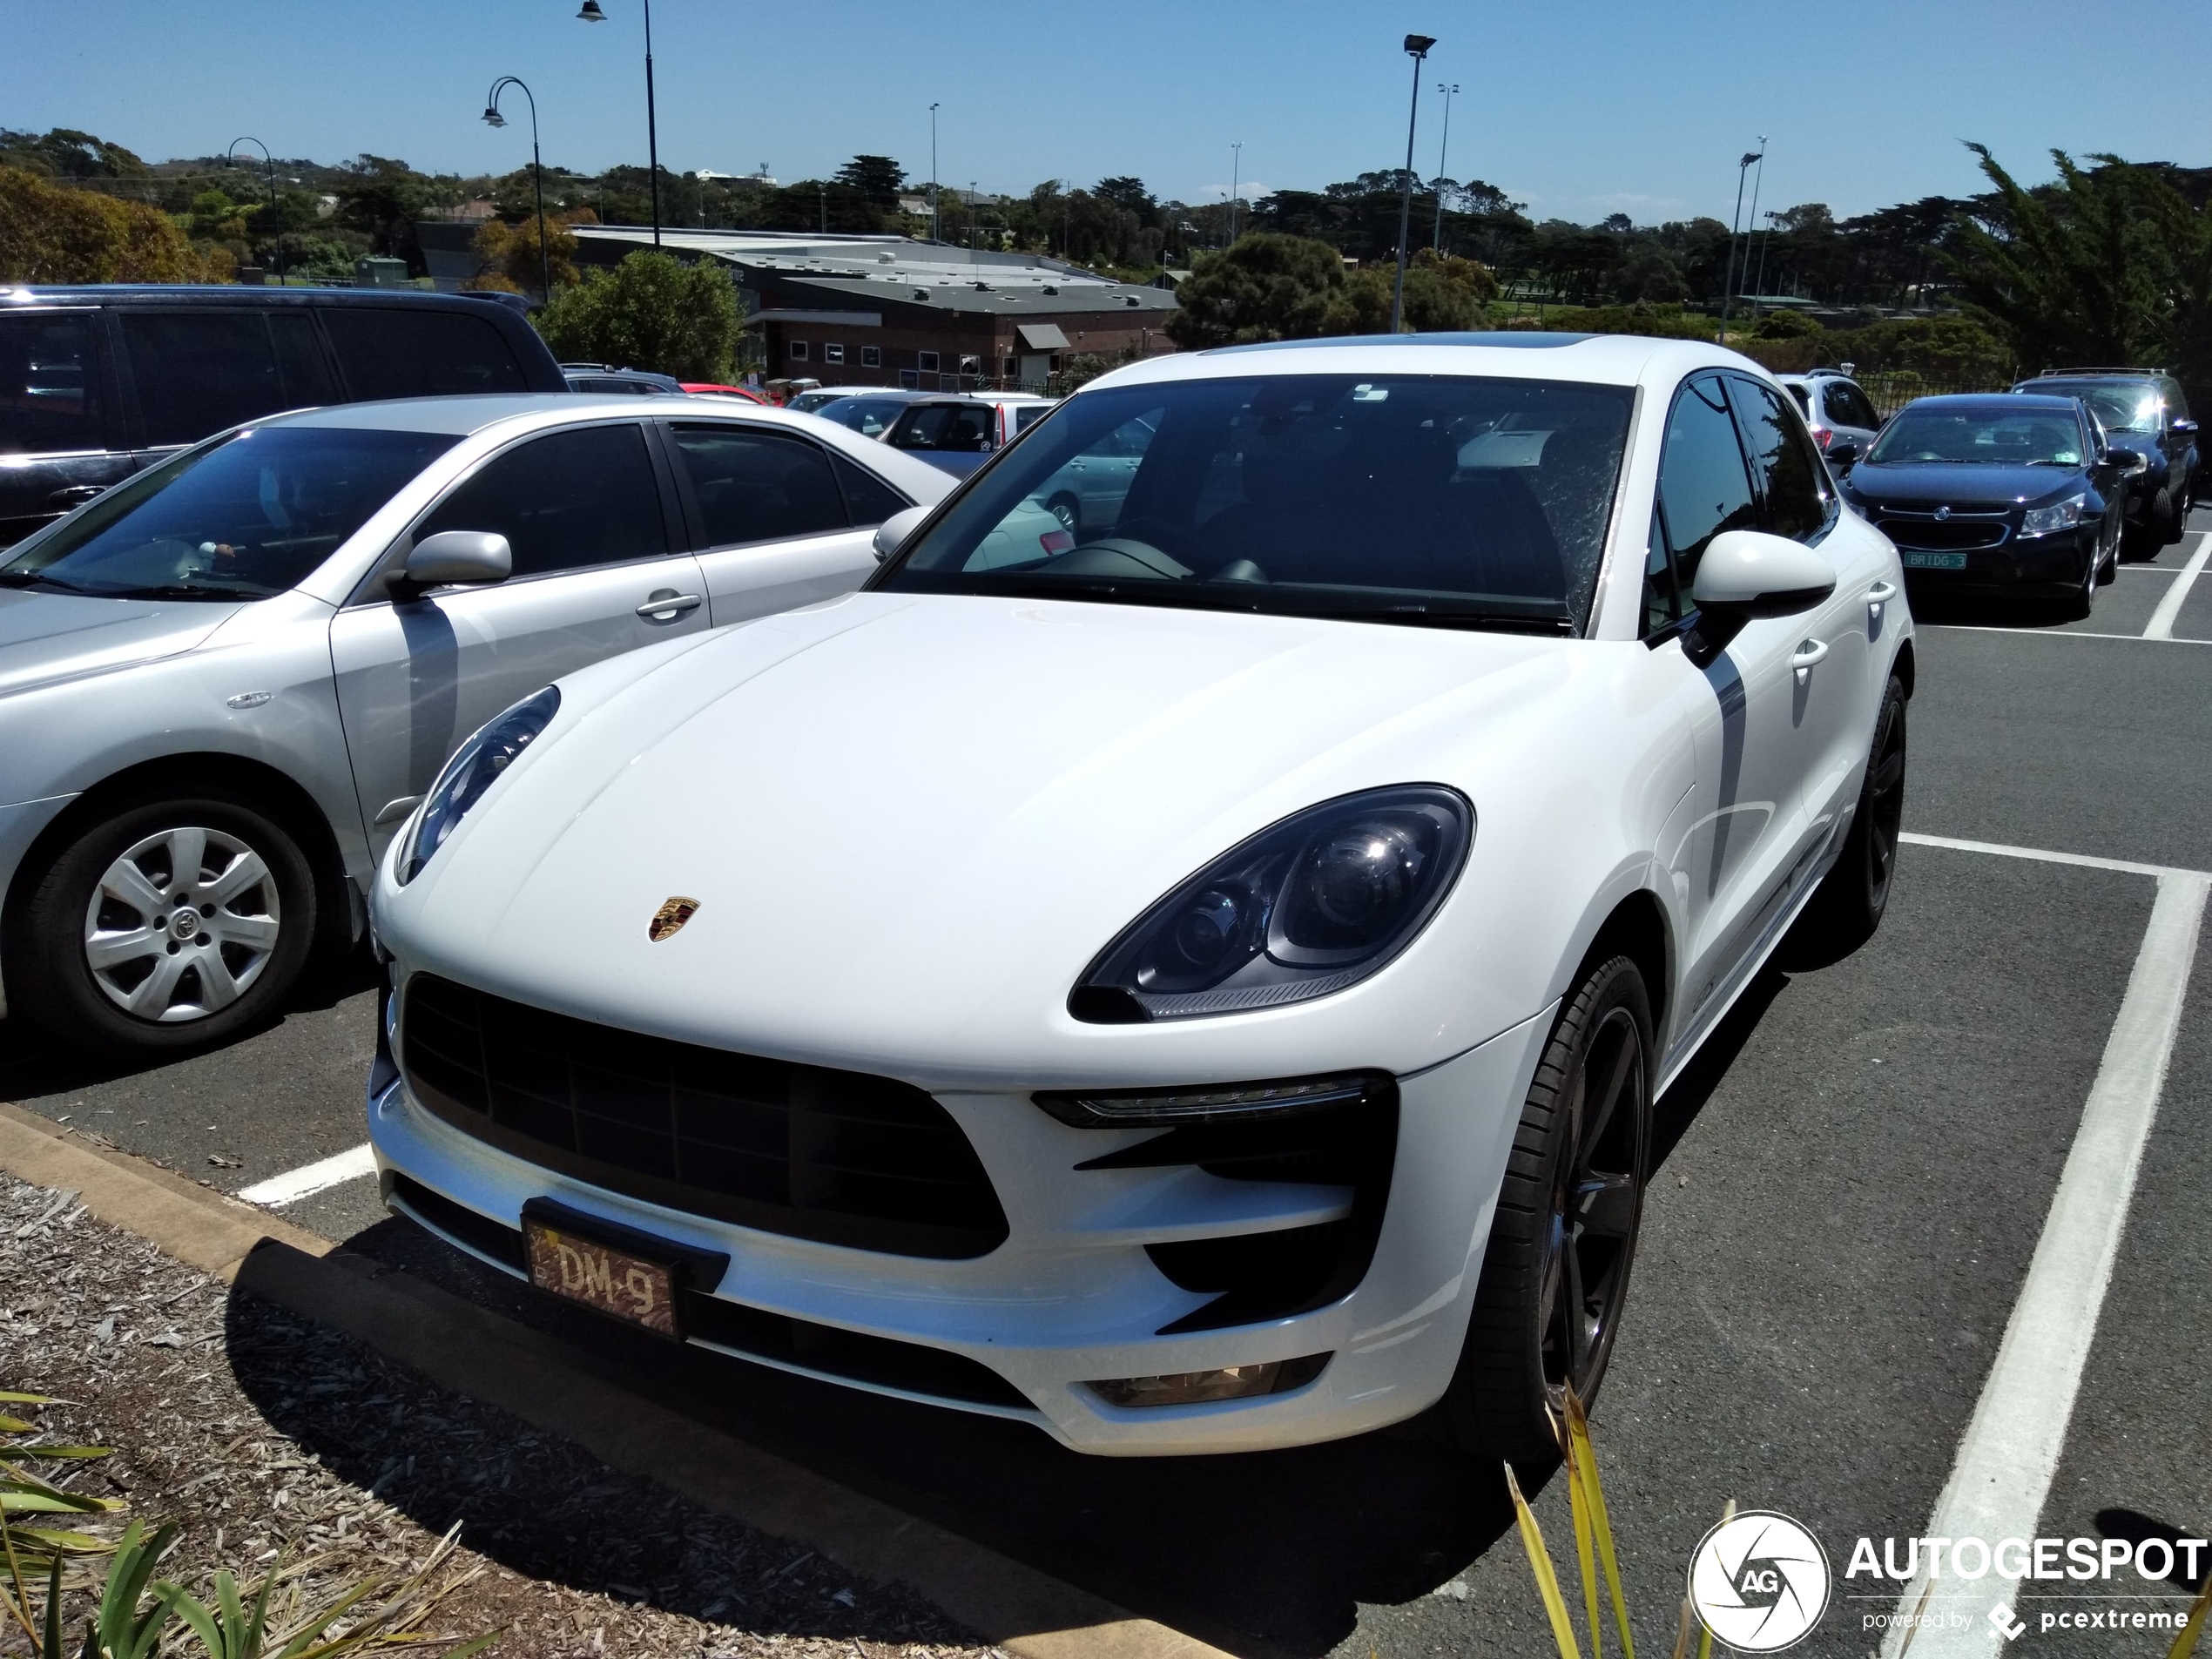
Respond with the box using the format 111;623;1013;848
397;685;560;885
2020;493;2087;538
1069;786;1473;1022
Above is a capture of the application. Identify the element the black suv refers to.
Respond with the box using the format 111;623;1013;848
2011;368;2198;551
0;287;567;547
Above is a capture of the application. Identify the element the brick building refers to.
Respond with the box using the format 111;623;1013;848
571;227;1178;390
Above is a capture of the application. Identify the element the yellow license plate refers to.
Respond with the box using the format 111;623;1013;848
523;1216;680;1338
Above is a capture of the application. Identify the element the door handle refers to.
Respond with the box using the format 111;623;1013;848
48;485;103;509
1791;637;1831;673
636;590;704;621
1865;581;1898;606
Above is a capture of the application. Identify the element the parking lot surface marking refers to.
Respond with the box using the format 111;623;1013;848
2143;531;2211;640
237;1140;377;1207
1921;624;2212;647
1878;848;2210;1658
1895;831;2206;882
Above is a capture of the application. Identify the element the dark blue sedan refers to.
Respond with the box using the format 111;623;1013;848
1838;394;2135;619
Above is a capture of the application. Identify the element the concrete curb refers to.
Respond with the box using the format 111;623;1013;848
0;1102;1232;1659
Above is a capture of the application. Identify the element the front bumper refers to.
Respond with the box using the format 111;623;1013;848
1896;525;2095;597
367;987;1554;1456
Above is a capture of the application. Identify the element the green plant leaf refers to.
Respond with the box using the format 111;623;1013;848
433;1629;504;1658
1505;1462;1583;1659
1564;1390;1635;1659
0;1447;111;1461
155;1581;226;1658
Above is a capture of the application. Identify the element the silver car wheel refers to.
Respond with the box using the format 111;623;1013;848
82;826;283;1022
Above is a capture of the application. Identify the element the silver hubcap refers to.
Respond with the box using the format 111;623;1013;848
83;826;281;1022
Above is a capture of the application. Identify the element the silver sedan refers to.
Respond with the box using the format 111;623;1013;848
0;394;950;1055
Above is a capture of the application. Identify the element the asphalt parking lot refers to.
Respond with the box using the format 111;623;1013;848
3;512;2208;1659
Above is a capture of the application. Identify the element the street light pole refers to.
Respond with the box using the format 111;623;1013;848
1742;139;1768;319
577;0;659;246
1390;34;1436;334
1432;82;1459;251
226;137;282;284
482;78;549;303
1229;141;1241;244
1719;145;1760;345
929;103;941;244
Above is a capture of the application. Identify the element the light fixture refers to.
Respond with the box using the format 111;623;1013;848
481;106;505;128
1088;1354;1331;1408
577;0;606;17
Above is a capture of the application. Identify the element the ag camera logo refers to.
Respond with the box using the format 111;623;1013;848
1689;1511;1832;1652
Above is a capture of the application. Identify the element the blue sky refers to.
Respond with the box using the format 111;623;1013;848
6;0;2201;225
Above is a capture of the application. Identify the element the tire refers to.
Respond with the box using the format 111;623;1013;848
1045;495;1080;536
1790;674;1906;961
2057;546;2096;620
8;787;317;1055
2155;486;2183;545
1440;954;1653;1471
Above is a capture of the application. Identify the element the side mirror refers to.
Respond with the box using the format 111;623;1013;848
1829;442;1858;469
2172;419;2198;436
402;530;513;589
2105;447;2146;475
1691;529;1836;618
873;504;928;563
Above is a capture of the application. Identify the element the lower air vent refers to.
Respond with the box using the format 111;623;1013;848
400;974;1008;1259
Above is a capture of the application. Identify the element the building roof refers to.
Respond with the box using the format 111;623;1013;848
572;226;1177;319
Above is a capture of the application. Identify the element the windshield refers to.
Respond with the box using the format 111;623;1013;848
877;374;1632;633
1865;406;2084;468
815;396;913;438
893;403;994;453
2023;381;2159;432
0;425;457;601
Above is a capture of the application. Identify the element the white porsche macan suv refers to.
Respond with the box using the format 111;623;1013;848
367;334;1912;1460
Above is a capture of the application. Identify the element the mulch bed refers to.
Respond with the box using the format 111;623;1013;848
0;1171;1001;1659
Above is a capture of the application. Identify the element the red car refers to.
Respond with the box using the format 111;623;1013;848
680;382;771;405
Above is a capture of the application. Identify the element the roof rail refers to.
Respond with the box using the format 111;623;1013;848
2034;366;2167;377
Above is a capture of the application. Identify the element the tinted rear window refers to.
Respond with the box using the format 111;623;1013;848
0;311;102;455
323;308;528;401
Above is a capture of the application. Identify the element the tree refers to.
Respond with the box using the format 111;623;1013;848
469;212;583;294
1940;144;2168;370
1337;247;1498;333
1164;233;1351;347
534;250;738;380
833;155;905;208
333;154;461;273
0;165;207;282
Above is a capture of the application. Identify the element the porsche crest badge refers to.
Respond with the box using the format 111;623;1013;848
647;896;700;942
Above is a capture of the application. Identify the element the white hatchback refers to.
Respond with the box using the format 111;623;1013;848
368;334;1912;1460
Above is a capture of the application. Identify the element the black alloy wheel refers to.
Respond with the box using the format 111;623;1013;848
1788;673;1907;962
1443;954;1653;1469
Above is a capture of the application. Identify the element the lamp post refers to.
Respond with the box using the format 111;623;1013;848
1719;145;1761;344
1431;81;1459;251
1743;140;1768;320
929;103;941;244
1390;34;1436;334
482;78;548;303
226;137;282;284
1229;141;1242;244
577;0;659;246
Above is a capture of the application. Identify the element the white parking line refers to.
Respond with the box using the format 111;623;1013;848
1880;838;2211;1658
237;1142;377;1208
2143;530;2211;639
1921;624;2212;646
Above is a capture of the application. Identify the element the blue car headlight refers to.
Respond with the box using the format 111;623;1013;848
1069;786;1473;1022
2020;493;2087;538
397;685;561;885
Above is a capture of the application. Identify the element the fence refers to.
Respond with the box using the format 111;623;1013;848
1847;369;2013;419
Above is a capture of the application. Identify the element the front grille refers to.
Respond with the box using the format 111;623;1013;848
384;1174;1030;1410
1876;514;2011;551
400;974;1008;1259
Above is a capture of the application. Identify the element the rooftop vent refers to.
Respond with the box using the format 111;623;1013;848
1124;295;1142;307
974;280;992;291
914;290;931;301
1042;284;1059;295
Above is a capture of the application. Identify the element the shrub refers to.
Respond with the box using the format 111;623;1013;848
0;165;212;283
534;250;738;380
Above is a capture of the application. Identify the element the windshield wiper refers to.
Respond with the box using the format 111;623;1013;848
1312;604;1575;636
98;582;264;602
0;570;102;594
2024;458;2079;466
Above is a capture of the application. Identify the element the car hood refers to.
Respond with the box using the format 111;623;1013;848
389;591;1581;1078
0;590;245;700
1848;462;2079;507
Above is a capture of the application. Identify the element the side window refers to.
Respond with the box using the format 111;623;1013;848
320;307;528;401
2161;379;2190;423
1642;504;1682;637
266;312;337;408
1732;376;1829;542
1657;374;1757;595
1784;383;1811;415
1829;381;1878;431
831;454;909;526
669;425;847;547
0;312;104;455
121;312;284;447
418;423;666;577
